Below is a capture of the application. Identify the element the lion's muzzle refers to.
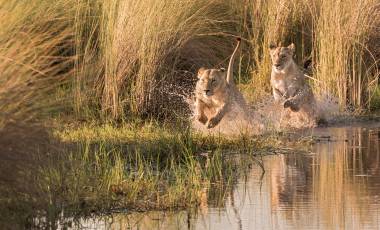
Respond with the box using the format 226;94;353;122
273;63;285;71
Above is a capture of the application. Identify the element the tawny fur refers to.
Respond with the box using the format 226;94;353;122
194;38;248;129
269;43;317;127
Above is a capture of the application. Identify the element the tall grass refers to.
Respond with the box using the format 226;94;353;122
75;0;245;119
0;0;378;124
247;0;379;111
247;0;313;99
313;0;380;110
0;0;75;125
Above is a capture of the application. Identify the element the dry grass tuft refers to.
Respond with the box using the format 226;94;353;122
0;0;76;125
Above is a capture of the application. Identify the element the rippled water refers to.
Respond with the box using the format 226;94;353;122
80;123;380;229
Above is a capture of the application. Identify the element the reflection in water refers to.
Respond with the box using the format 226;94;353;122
81;124;380;230
268;125;380;230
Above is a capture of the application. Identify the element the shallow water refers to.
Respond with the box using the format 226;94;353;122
78;123;380;229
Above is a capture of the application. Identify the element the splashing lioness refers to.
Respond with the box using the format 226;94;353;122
269;42;318;127
194;38;249;129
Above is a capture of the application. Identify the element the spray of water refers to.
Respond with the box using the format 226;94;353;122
163;84;342;136
190;99;264;136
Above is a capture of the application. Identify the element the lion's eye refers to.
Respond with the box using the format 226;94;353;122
280;55;286;58
211;79;216;83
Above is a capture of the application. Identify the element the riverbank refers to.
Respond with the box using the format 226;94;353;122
72;123;380;230
2;119;380;228
0;119;314;229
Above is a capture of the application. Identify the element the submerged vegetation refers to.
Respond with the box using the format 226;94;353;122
0;0;379;228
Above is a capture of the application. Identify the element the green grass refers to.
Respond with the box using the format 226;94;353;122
0;120;312;228
370;86;380;111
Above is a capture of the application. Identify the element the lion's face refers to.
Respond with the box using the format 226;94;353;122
269;43;295;71
196;67;227;97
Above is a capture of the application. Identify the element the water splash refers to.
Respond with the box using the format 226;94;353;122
314;92;345;123
163;84;343;135
190;99;264;136
189;94;339;135
254;92;342;131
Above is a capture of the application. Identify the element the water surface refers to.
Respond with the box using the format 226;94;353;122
80;123;380;229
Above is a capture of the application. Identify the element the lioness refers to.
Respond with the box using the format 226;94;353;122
269;43;317;126
194;38;248;129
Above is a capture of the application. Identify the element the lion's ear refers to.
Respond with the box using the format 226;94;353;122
220;68;225;72
197;67;206;78
288;43;295;53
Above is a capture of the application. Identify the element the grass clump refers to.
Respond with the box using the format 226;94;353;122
0;0;75;125
369;86;380;111
1;122;272;228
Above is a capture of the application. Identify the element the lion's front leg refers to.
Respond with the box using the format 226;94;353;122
283;86;310;112
283;97;300;112
273;87;283;102
206;103;227;129
195;99;208;124
284;86;314;112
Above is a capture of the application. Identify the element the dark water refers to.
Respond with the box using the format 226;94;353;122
77;123;380;229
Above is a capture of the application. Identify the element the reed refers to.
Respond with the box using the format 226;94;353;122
246;0;313;100
0;0;379;124
0;0;75;125
246;0;379;111
74;0;245;119
311;0;379;110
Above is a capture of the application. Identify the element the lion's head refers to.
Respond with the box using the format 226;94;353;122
196;67;227;97
269;43;295;72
